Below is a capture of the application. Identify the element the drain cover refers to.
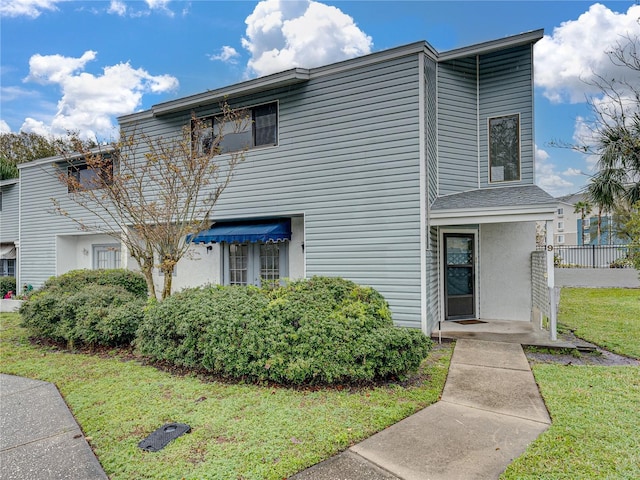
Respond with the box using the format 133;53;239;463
138;423;191;452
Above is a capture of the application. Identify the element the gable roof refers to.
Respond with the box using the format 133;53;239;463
430;185;556;225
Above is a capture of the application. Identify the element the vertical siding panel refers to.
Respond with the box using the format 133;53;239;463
437;58;478;195
479;45;534;187
0;182;19;242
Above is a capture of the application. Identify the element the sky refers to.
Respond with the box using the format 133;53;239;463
1;0;639;197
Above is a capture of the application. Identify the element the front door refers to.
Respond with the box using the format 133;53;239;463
444;233;475;320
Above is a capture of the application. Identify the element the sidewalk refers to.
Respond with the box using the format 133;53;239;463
291;339;551;480
0;374;108;480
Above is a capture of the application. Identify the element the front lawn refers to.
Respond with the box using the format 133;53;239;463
558;287;640;359
503;287;640;479
502;365;640;479
0;313;451;480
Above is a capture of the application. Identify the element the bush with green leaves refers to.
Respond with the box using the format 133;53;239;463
137;277;431;385
19;269;147;347
41;269;148;297
0;276;16;297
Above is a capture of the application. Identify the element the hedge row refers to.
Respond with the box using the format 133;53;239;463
137;277;431;385
20;272;431;385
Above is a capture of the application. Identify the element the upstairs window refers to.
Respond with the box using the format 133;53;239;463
193;102;278;155
489;114;520;183
68;158;113;193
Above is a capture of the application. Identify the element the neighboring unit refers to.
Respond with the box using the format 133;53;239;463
16;30;556;335
0;179;19;279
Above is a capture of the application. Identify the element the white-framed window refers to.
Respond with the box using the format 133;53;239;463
93;244;121;269
557;221;564;231
583;218;591;228
222;241;288;287
557;208;564;216
0;259;15;277
193;102;278;155
489;113;520;183
584;233;591;244
556;235;565;244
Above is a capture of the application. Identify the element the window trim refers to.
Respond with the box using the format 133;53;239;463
192;101;279;156
488;113;521;184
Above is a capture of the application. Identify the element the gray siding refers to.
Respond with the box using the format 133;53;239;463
479;45;534;187
437;45;535;195
0;183;19;242
19;161;118;288
122;54;425;327
437;58;478;195
426;226;440;332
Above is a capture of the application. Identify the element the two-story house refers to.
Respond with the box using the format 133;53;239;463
16;30;556;335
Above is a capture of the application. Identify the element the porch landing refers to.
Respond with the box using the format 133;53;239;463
431;319;594;350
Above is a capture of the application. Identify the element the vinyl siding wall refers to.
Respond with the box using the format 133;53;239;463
122;54;425;327
437;44;535;195
0;183;19;243
479;45;534;187
18;161;119;288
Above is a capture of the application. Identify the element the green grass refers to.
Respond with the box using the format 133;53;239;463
0;313;451;480
558;287;640;359
502;366;640;479
503;287;640;479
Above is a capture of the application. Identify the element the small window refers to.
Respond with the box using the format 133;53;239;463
193;102;278;155
489;114;520;182
93;244;121;269
0;259;15;277
556;235;565;244
583;218;591;228
68;158;113;193
557;221;564;231
557;208;564;215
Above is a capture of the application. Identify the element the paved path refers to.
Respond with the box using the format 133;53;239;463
0;374;108;480
291;339;551;479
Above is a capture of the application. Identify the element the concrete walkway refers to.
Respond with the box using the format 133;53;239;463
0;374;107;480
291;339;551;480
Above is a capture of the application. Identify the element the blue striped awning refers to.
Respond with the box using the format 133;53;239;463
187;219;291;244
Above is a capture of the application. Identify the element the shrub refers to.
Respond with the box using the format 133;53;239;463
19;269;147;347
42;269;148;298
0;276;16;297
138;277;431;385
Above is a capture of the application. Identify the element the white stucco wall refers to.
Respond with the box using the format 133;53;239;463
479;222;535;321
163;243;222;294
289;216;305;280
56;234;119;275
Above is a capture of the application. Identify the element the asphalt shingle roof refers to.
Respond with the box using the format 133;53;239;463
431;185;556;211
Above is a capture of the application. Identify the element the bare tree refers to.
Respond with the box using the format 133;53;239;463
53;102;248;298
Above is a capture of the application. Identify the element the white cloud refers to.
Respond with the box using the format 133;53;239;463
535;3;640;104
0;0;60;18
108;0;126;16
242;0;373;77
209;46;240;64
21;51;179;141
535;144;575;196
0;120;11;133
563;168;584;177
145;0;173;16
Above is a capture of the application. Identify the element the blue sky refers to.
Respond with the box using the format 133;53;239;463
1;0;639;196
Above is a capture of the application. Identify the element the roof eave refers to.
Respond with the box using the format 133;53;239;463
122;68;312;122
430;204;556;225
438;29;544;61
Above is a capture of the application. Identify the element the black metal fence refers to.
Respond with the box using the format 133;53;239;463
549;244;632;268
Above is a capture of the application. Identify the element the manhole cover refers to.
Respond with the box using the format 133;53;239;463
138;423;191;452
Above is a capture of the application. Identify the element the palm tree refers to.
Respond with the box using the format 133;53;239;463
587;171;623;245
573;200;592;245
